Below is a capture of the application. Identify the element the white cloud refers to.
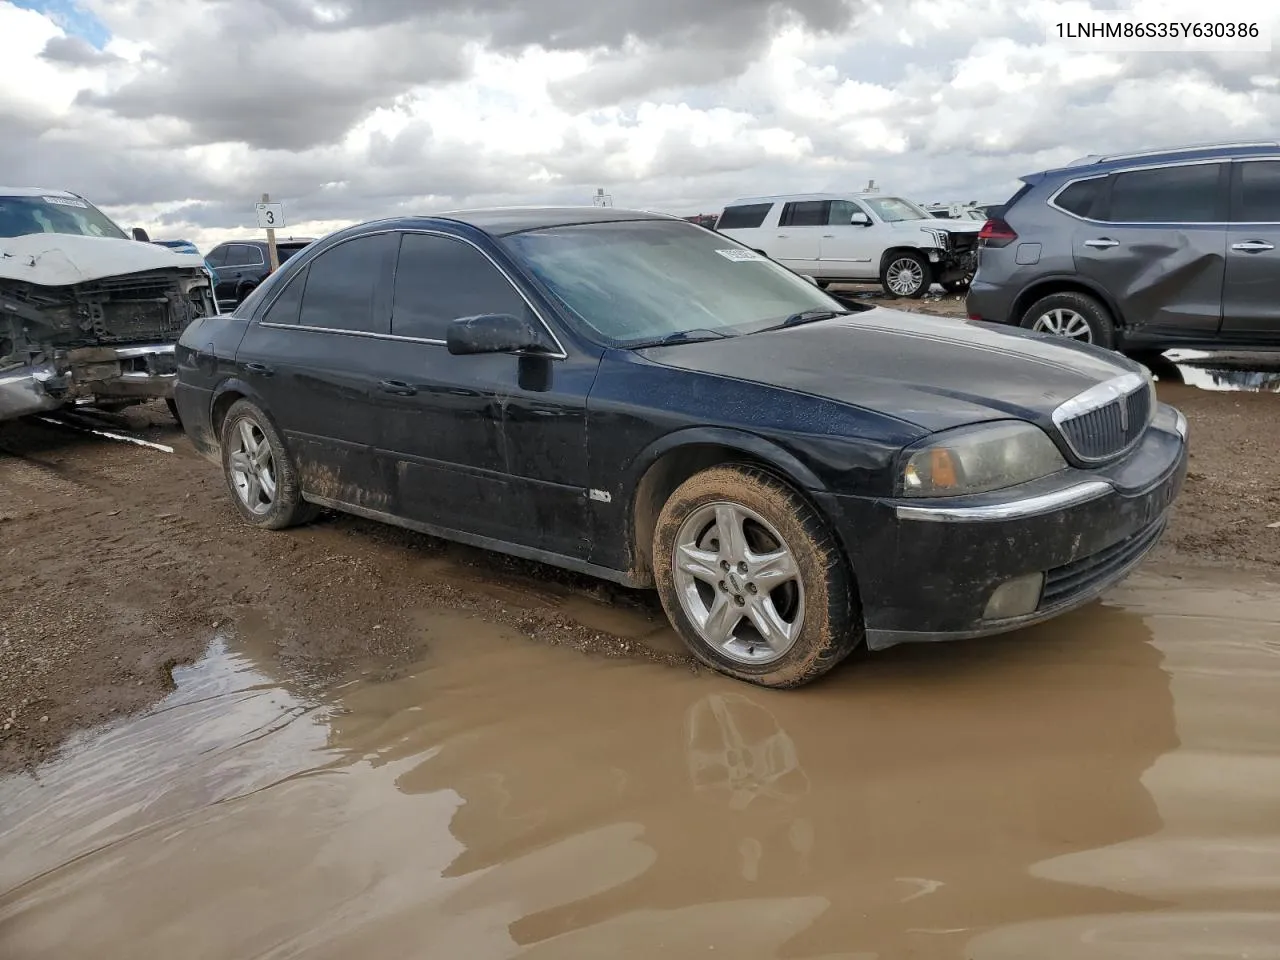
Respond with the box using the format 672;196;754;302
2;0;1279;249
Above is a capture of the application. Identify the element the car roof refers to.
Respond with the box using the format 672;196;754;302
722;193;903;206
0;186;83;199
432;205;675;237
1030;141;1280;182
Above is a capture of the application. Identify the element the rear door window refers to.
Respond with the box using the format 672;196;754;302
1105;163;1224;223
297;234;397;334
780;201;828;227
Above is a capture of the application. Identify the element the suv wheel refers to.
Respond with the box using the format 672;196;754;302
652;464;861;688
1020;291;1116;349
881;252;930;299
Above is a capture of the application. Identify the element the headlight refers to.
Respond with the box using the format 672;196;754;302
900;421;1067;497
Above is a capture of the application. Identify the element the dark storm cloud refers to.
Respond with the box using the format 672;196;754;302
39;35;122;67
76;0;864;149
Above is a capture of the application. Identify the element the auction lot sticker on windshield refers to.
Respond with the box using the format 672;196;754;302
43;196;88;208
716;248;765;262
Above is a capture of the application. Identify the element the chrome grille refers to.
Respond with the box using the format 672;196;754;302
1052;372;1152;463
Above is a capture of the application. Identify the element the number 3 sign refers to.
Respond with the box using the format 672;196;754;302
255;202;285;229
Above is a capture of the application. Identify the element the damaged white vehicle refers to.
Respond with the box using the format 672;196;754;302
0;188;216;422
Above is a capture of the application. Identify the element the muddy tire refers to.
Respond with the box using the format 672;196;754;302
652;464;861;688
1020;291;1116;350
219;399;317;530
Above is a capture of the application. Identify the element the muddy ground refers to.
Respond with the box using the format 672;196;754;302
2;294;1279;773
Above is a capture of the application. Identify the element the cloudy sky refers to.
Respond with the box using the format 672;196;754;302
3;0;1277;248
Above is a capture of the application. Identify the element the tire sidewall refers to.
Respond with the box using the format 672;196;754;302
652;465;857;688
1020;293;1116;350
219;400;308;529
881;252;930;299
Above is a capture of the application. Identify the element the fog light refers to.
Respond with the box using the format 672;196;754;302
982;573;1044;621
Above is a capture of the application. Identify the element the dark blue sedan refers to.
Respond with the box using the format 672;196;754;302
171;208;1189;688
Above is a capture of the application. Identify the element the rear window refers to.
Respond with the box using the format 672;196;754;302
1053;177;1105;217
716;203;772;230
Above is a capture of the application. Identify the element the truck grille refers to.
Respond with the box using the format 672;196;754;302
1053;373;1152;463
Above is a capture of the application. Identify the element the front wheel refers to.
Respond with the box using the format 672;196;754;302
652;465;861;688
880;252;930;299
219;399;317;529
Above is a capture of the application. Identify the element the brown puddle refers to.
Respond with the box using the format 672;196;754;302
2;568;1280;958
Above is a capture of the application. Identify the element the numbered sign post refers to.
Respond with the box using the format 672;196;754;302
255;194;285;272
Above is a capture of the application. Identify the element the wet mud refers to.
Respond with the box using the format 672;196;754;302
2;568;1279;958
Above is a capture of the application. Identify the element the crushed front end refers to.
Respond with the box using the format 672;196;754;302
0;267;215;421
921;225;979;286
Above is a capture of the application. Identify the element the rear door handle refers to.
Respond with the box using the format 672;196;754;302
378;379;417;396
244;361;274;376
822;234;835;238
1083;238;1119;249
776;233;789;238
1231;239;1275;252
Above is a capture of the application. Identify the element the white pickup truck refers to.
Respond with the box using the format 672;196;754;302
714;193;981;299
0;187;217;422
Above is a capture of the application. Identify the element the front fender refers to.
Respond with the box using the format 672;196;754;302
628;425;829;495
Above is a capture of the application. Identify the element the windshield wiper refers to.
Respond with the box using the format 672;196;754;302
629;328;734;348
752;309;853;334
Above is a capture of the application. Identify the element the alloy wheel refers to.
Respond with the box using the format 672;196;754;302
671;501;806;665
228;418;278;515
1032;308;1093;342
886;258;926;296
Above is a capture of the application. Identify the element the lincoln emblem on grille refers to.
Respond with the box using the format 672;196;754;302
1051;371;1151;463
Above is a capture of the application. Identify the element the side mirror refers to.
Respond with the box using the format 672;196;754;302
446;313;554;356
850;212;872;227
131;227;151;242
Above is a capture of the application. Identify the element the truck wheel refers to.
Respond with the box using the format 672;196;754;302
881;252;930;298
652;464;861;688
1020;291;1116;350
219;399;317;529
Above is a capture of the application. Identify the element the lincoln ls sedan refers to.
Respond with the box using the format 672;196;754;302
173;207;1189;689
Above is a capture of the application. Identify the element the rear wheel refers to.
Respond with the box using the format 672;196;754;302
652;464;861;688
881;251;930;298
219;399;317;529
1020;291;1116;349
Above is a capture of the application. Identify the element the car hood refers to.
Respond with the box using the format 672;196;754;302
0;233;207;286
637;307;1139;433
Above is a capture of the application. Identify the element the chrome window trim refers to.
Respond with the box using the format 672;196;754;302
254;227;569;360
1047;157;1238;226
1051;371;1153;464
895;480;1112;522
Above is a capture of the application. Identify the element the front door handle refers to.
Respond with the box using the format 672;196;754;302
1083;238;1119;249
244;361;274;376
1231;239;1275;252
378;379;417;396
776;233;789;238
822;234;835;238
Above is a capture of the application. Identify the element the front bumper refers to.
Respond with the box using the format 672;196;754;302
827;404;1189;650
0;343;178;421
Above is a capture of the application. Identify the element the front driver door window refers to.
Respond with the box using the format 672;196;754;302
817;199;879;280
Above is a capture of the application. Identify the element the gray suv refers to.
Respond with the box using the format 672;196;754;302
966;141;1280;352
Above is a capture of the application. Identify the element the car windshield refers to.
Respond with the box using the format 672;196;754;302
0;194;129;240
862;196;932;223
503;219;842;345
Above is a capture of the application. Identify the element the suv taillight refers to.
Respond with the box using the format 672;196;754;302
978;218;1017;248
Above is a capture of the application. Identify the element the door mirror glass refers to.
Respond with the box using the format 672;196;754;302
132;226;151;242
850;212;872;227
446;313;553;356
